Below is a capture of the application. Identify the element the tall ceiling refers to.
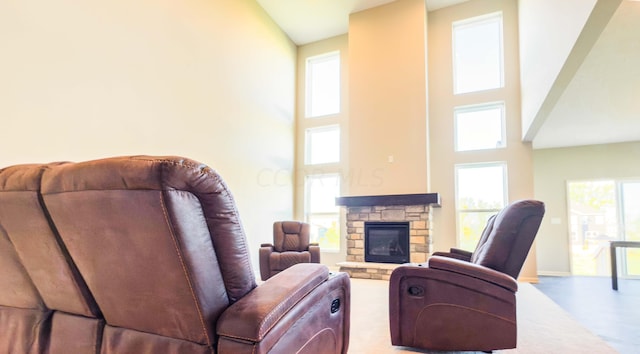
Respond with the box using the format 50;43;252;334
257;0;640;150
256;0;469;45
531;0;640;149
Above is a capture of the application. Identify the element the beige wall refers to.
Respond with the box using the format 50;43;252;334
428;0;538;281
534;142;640;274
348;0;429;195
0;0;296;272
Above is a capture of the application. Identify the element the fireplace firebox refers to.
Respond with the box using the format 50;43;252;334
364;222;410;264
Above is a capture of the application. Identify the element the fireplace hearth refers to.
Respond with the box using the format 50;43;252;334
364;222;410;264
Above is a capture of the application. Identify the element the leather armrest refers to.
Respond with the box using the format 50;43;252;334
260;243;273;248
432;251;471;262
217;263;329;342
309;244;320;263
450;247;473;258
427;256;517;292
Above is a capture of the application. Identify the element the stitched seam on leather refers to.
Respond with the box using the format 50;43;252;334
217;274;323;342
257;276;320;339
36;168;102;317
294;328;336;354
419;303;516;324
413;303;516;346
160;191;212;346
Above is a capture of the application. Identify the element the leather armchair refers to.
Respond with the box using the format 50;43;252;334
259;221;320;281
0;156;350;354
389;199;545;352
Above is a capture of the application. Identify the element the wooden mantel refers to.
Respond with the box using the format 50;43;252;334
335;193;440;207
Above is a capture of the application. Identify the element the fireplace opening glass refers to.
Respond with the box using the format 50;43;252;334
364;222;410;264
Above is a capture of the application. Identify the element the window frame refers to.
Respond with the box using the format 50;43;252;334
305;50;341;118
454;101;506;152
454;162;508;250
304;124;341;165
452;11;504;95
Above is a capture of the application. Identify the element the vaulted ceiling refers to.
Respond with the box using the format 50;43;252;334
257;0;640;149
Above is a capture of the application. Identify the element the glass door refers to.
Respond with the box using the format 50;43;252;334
568;180;618;276
620;181;640;277
568;179;640;276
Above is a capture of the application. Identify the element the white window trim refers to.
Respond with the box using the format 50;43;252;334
452;11;504;95
454;162;508;248
305;50;341;118
304;124;341;165
454;101;506;152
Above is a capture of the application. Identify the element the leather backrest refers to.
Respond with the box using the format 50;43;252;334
0;164;48;311
471;200;545;279
471;214;496;255
0;164;50;353
0;163;100;318
40;156;257;347
273;221;310;252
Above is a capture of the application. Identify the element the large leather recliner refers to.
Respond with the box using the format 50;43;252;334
0;156;350;354
259;221;320;281
389;199;545;352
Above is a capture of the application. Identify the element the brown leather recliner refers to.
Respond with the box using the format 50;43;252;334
0;156;350;354
389;199;545;352
259;221;320;281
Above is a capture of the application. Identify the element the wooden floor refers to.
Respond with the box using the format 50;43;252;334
533;276;640;354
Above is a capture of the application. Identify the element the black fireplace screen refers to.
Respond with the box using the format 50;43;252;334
364;222;410;264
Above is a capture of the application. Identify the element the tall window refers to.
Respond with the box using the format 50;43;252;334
305;125;340;165
455;102;505;151
453;12;504;94
300;49;343;253
305;51;340;118
305;174;341;251
455;163;507;250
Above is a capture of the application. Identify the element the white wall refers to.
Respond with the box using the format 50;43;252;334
0;0;296;273
518;0;597;138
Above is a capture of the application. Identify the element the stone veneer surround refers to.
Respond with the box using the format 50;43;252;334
335;194;439;280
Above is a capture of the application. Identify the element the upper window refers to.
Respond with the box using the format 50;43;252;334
305;51;340;118
455;102;505;151
453;12;504;94
305;125;340;165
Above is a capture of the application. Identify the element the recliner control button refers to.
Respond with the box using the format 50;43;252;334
408;285;424;296
331;298;340;313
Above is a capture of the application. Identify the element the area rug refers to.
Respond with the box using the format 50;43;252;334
348;278;616;353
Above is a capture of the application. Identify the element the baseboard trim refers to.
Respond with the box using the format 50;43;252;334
537;271;572;277
518;276;539;284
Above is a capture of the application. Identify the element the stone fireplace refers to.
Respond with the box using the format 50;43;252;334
335;193;440;280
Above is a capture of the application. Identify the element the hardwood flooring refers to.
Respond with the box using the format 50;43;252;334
533;276;640;354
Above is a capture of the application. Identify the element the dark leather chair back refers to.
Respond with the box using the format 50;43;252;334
40;156;257;353
0;163;103;354
273;221;311;252
470;199;546;279
0;165;49;354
